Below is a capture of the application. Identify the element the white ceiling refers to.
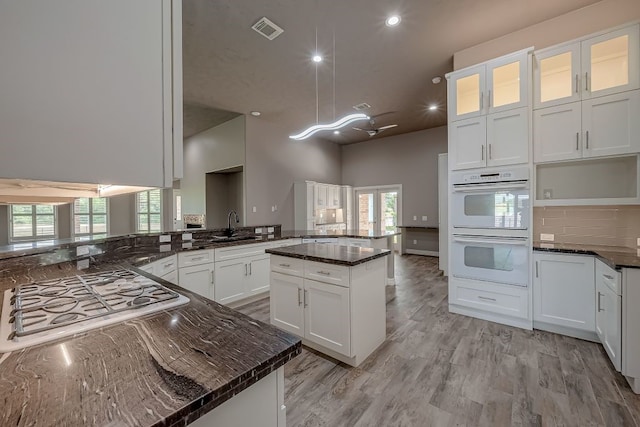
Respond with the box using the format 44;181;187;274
182;0;602;144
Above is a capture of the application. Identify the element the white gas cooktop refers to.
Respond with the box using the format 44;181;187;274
0;269;189;352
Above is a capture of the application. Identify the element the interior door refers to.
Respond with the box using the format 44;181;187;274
354;187;400;235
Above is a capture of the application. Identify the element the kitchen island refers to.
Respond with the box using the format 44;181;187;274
266;243;390;367
0;233;301;427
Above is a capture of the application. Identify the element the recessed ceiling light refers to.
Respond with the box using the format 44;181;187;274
312;54;323;63
429;105;437;111
250;111;261;116
333;130;340;135
386;15;401;27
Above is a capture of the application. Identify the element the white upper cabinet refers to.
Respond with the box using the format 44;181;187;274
448;49;531;170
0;0;183;188
582;90;640;158
534;103;583;162
448;49;530;122
534;24;640;109
534;44;582;109
449;65;486;121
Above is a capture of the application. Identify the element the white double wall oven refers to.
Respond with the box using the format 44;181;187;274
450;166;531;289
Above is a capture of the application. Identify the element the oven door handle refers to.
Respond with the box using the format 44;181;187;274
452;236;529;246
452;182;528;192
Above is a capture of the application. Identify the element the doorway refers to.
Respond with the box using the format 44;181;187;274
354;185;402;235
205;166;244;228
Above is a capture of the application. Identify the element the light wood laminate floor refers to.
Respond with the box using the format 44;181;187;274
236;255;640;426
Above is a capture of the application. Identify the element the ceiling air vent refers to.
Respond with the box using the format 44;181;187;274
251;17;284;40
352;102;371;111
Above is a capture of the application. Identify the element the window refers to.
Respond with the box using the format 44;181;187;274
136;189;162;232
73;197;108;237
10;205;57;241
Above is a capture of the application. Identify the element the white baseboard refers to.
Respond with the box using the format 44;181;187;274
405;249;439;257
533;321;600;342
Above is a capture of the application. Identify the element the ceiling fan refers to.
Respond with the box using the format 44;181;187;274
353;113;398;137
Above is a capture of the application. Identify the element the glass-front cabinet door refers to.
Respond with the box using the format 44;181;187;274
581;25;640;99
534;44;581;108
487;50;529;113
449;65;486;121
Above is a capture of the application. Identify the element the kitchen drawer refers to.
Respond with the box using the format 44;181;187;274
450;279;528;319
271;255;304;277
304;261;350;287
215;242;269;262
178;249;215;268
596;259;621;295
155;254;177;277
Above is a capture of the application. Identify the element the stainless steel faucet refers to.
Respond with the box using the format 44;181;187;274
227;210;239;236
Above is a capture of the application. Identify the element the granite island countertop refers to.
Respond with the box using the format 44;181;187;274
280;229;400;239
0;244;301;426
266;243;391;266
533;241;640;269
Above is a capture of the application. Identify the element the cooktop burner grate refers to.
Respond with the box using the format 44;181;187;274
8;269;181;339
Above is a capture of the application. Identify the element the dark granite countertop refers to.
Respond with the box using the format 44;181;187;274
533;241;640;269
397;226;439;230
0;238;301;426
266;243;391;266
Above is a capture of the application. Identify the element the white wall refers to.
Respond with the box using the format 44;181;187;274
341;126;448;228
245;117;342;228
181;115;246;216
454;0;640;70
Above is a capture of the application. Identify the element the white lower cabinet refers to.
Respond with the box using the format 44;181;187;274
533;253;595;338
304;279;351;356
160;269;178;285
178;263;215;300
595;259;622;371
215;254;271;305
269;254;386;367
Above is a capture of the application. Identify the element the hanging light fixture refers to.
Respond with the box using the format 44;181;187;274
289;28;369;140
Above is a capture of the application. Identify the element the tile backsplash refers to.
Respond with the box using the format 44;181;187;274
533;205;640;248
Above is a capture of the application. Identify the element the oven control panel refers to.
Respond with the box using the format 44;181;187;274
454;166;529;184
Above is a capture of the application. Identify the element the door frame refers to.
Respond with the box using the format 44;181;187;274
353;184;403;235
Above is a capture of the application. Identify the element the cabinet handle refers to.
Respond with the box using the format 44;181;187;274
244;264;248;276
304;290;308;307
298;288;303;306
317;271;331;276
576;132;579;151
279;263;290;268
597;291;603;312
211;271;214;284
481;145;485;161
249;263;252;275
575;74;579;93
478;296;497;302
480;91;484;111
603;274;614;280
535;261;539;278
586;130;589;149
488;89;492;108
191;256;204;262
585;72;589;91
163;262;174;268
489;143;492;160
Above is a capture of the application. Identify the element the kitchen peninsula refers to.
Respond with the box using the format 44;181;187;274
0;227;303;427
266;243;390;367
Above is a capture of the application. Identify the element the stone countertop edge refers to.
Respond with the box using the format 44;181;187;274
533;242;640;270
265;244;391;267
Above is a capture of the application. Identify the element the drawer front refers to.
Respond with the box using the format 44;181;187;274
304;261;350;287
347;238;371;248
138;263;155;274
155;254;177;277
178;249;214;268
160;269;178;285
596;259;621;295
451;280;528;319
215;242;269;262
271;255;304;277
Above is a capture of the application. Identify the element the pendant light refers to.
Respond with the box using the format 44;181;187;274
289;28;369;140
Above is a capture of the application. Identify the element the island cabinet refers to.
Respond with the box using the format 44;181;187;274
178;250;215;301
268;246;388;367
0;0;183;187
